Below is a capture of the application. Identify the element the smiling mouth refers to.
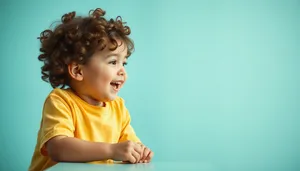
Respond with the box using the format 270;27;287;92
110;81;123;91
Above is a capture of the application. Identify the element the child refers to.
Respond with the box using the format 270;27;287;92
29;8;153;171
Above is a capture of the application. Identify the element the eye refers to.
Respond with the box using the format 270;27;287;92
123;62;128;66
109;60;117;65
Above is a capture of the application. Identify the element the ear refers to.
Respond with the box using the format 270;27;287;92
68;63;83;81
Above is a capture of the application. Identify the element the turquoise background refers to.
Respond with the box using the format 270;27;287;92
0;0;299;170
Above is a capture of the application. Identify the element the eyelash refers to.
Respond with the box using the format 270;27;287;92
109;60;128;66
109;60;117;65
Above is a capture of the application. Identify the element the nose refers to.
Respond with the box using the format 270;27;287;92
118;66;126;76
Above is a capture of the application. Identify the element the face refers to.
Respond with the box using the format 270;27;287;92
80;40;128;103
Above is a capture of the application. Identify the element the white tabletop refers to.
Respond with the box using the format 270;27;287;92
46;161;217;171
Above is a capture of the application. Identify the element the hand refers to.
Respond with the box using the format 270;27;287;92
110;141;142;163
138;143;154;163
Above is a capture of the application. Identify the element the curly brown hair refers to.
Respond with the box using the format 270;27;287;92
38;8;134;88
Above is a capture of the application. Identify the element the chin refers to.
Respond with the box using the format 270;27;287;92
102;94;118;102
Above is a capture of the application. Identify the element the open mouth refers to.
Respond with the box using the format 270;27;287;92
110;81;123;91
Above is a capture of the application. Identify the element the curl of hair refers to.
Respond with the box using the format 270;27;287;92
38;8;134;88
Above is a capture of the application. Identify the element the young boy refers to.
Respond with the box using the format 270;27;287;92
29;8;153;171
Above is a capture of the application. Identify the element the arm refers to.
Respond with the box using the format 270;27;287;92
46;136;113;162
47;136;143;163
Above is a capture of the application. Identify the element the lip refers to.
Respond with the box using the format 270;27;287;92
111;80;124;92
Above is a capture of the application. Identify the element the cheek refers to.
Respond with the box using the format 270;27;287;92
84;67;108;85
83;62;118;87
93;67;114;85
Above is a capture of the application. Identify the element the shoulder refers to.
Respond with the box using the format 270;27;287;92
48;88;71;98
44;88;73;107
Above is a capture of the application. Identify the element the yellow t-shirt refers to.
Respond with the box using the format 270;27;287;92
29;88;140;171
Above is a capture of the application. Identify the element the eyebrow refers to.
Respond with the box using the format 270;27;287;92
106;53;129;59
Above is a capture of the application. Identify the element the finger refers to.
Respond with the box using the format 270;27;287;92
139;146;146;162
141;147;150;161
127;154;137;164
145;150;154;162
133;142;143;154
138;144;148;161
131;150;141;163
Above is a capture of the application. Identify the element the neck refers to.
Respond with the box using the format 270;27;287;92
70;87;105;107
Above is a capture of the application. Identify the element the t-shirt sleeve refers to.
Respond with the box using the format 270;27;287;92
39;94;75;156
118;99;141;143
